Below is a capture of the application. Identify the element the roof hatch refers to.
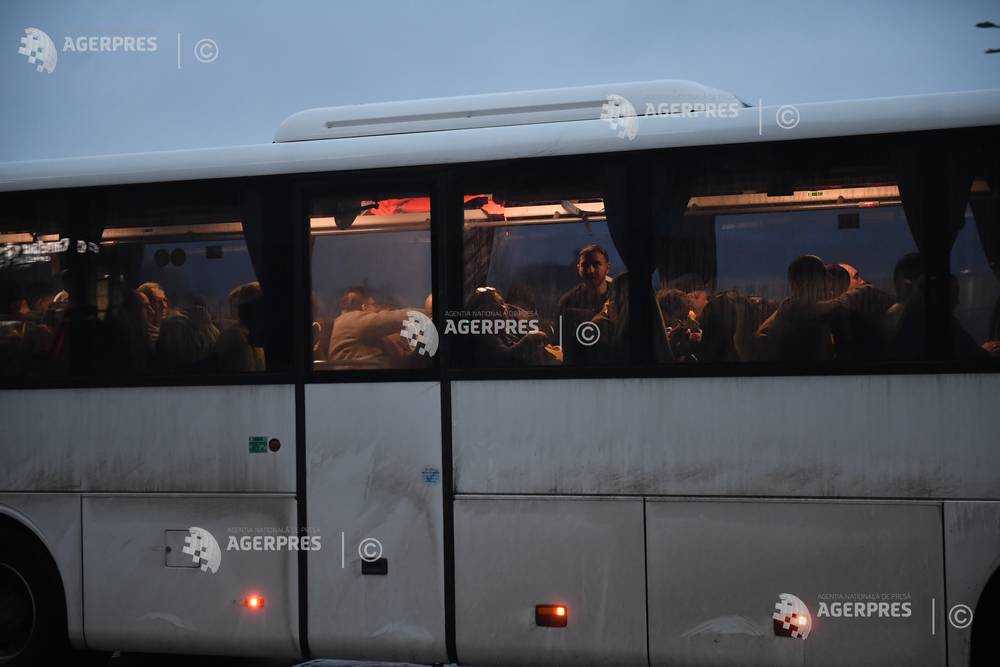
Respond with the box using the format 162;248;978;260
274;79;743;143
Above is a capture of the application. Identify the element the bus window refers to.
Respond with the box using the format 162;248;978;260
97;184;288;376
952;164;1000;361
309;191;432;370
651;150;922;364
1;183;291;379
460;166;628;367
0;194;72;377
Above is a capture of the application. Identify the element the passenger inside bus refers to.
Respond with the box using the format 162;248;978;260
461;286;550;367
215;282;266;373
884;253;990;361
0;209;277;376
325;285;429;369
591;272;630;364
559;244;613;365
308;192;434;370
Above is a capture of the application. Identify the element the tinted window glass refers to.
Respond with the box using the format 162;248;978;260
309;191;433;370
1;183;291;379
460;166;629;366
651;150;921;364
0;194;73;377
952;167;1000;361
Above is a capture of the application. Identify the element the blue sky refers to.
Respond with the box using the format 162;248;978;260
2;0;999;161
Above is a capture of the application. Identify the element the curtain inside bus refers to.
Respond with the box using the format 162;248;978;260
240;184;293;370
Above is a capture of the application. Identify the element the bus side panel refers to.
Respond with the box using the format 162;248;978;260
452;375;1000;498
943;501;1000;666
0;493;84;649
454;496;647;667
646;499;943;667
82;495;299;657
305;382;447;664
0;386;295;493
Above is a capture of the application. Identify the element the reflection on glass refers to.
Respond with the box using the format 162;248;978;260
654;176;922;364
309;195;433;370
461;189;626;367
1;191;277;378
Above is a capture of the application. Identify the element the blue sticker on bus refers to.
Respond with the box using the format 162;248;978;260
421;466;441;485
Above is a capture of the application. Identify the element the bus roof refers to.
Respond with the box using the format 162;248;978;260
1;84;998;193
274;79;746;142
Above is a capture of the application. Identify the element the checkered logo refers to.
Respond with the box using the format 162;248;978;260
600;94;638;141
17;27;58;74
181;526;222;574
773;593;811;639
399;310;439;357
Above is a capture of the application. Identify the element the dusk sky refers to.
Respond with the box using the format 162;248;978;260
2;0;999;161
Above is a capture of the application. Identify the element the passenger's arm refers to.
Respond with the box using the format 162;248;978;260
747;306;784;362
361;308;420;338
733;299;774;362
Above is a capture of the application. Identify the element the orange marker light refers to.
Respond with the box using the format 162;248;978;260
243;594;265;610
535;604;569;627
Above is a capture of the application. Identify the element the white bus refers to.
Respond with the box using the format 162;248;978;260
1;79;999;667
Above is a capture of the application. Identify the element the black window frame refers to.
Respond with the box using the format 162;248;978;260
442;126;1000;381
0;174;300;390
3;125;998;391
295;167;447;385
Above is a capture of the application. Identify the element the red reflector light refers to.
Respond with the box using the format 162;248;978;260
536;604;568;627
243;594;265;610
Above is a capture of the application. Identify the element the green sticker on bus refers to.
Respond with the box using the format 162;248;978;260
249;436;267;453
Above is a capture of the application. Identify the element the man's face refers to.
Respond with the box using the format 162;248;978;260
577;251;609;288
840;263;864;289
146;290;168;322
688;290;709;315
